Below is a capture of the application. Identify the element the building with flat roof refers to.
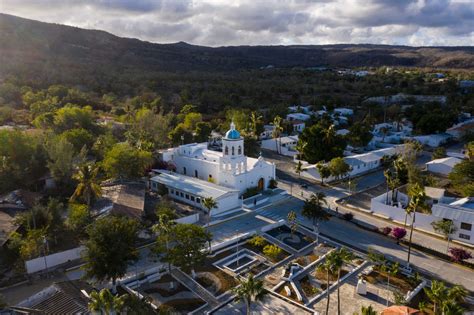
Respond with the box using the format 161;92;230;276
426;157;462;176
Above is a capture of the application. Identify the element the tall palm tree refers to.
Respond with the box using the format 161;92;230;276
317;251;338;315
250;111;263;138
406;183;426;266
380;262;399;306
70;162;102;207
295;160;304;184
232;275;266;315
323;125;336;146
424;280;448;315
202;197;217;251
272;116;283;154
287;210;297;235
335;248;354;315
302;192;329;242
152;211;176;272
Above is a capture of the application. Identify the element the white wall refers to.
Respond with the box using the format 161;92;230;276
175;213;200;224
25;246;85;274
426;163;453;176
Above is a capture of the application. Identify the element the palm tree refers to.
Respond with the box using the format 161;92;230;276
295;160;304;184
380;262;399;306
202;197;217;251
424;280;448;315
272;116;283;154
302;193;329;242
88;288;122;315
250;111;263;138
295;140;307;160
335;248;354;314
323;125;336;146
232;275;266;315
287;210;297;235
317;251;338;315
152;211;176;272
70;162;102;207
360;305;377;315
406;183;426;266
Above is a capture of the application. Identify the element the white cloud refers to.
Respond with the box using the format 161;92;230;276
1;0;472;46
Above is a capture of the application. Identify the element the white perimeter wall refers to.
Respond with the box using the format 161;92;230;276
25;246;85;274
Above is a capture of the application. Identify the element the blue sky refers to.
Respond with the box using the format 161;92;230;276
1;0;473;46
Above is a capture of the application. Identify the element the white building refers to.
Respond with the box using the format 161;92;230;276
334;107;354;116
152;123;276;215
288;105;312;114
150;171;241;216
291;120;305;133
302;145;404;182
261;135;299;157
408;134;452;147
446;118;474;140
286;113;311;122
260;124;275;140
371;190;474;245
426;157;462;176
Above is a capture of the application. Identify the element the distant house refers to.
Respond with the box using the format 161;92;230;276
291;120;305;133
14;280;93;314
407;134;452;147
336;129;350;136
99;182;146;220
288;105;312;114
446;118;474;140
286;113;311;122
334;107;354;116
259;124;275;140
426;157;462;176
261;135;299;157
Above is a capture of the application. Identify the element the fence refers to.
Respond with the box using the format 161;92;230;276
25;246;85;274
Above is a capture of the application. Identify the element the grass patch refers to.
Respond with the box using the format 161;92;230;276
300;276;320;298
243;240;290;263
363;269;417;294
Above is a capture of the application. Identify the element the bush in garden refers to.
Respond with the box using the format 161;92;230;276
342;212;354;221
381;226;392;236
248;235;266;248
263;244;282;261
449;247;473;263
392;227;407;244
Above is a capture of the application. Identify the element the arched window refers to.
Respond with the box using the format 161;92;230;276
224;146;228;155
232;146;235;155
238;145;242;155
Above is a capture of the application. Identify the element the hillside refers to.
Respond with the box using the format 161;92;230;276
1;13;474;85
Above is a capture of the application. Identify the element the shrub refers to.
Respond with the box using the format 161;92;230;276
269;179;278;189
449;247;473;263
392;227;407;243
248;235;267;248
381;226;392;236
242;186;259;199
263;244;282;261
342;212;354;221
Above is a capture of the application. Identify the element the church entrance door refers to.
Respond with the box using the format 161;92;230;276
257;178;264;191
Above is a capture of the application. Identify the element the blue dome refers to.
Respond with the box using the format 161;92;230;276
225;121;241;139
225;129;241;139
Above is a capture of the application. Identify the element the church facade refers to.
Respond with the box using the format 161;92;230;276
150;123;276;215
161;122;275;193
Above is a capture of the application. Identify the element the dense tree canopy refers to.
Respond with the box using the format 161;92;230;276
298;124;346;164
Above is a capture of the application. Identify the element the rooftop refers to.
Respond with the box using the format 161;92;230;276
151;171;239;199
426;157;462;167
100;182;145;219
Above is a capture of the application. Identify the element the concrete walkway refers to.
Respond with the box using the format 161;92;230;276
170;268;220;308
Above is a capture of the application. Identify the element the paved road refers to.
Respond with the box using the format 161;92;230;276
210;196;474;291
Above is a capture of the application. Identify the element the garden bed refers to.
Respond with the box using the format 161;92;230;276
265;225;314;251
299;276;321;298
194;264;238;296
160;298;206;313
143;282;188;298
243;237;290;263
295;253;319;266
363;269;418;294
276;282;302;304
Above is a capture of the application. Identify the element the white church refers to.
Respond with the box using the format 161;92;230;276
150;122;276;215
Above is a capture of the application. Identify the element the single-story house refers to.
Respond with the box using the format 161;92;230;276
99;182;145;220
446;118;474;140
259;125;275;140
286;113;311;122
291;120;305;133
426;157;462;176
150;171;241;216
261;135;299;157
407;134;452;147
334;107;354;116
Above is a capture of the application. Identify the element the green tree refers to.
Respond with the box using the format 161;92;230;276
302;193;329;242
431;219;456;252
153;204;177;271
348;122;373;147
424;280;448;315
272;116;284;154
102;143;152;179
360;305;377;315
328;157;351;180
406;183;426;266
432;147;446;159
334;248;354;314
263;244;282;262
60;128;94;152
448;160;474;197
46;136;76;186
287;211;297;235
83;216;139;292
53;105;96;133
316;162;331;185
67;203;92;237
249;111;264;137
168;123;193;146
70;162;102;206
202;197;217;244
298;123;346;163
88;288;126;315
194;121;212;142
317;250;338;315
161;224;211;277
232;274;266;315
294;160;304;183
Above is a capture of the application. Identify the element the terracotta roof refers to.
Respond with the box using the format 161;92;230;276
382;305;421;315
